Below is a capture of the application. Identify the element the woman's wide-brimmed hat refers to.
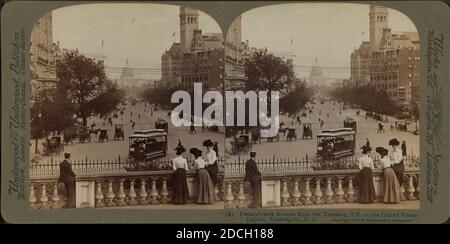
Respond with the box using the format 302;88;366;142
375;147;388;156
360;145;371;154
190;147;202;156
203;139;213;147
175;146;186;154
389;138;400;146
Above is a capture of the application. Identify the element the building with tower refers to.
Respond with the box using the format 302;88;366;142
306;58;326;87
350;5;420;112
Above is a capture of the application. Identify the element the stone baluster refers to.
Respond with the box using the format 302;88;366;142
95;181;105;207
302;178;313;205
149;178;159;204
400;184;406;201
324;177;335;204
29;184;37;208
415;175;420;200
106;180;116;207
346;176;355;203
139;178;148;205
281;179;290;206
335;177;346;203
214;185;220;201
40;183;50;209
116;179;127;206
291;179;301;206
128;179;138;205
237;181;246;207
160;177;169;204
224;181;234;208
52;181;60;208
312;178;323;204
406;175;416;200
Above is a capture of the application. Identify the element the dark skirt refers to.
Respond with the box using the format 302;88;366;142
197;168;215;204
206;162;219;186
383;168;402;203
392;160;405;185
358;167;375;203
173;169;189;204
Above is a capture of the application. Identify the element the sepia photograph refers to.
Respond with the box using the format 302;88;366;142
223;3;420;209
28;3;226;209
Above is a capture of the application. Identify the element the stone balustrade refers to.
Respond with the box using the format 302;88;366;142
29;170;224;209
224;168;419;208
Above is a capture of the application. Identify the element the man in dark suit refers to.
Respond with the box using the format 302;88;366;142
59;152;76;208
245;152;261;208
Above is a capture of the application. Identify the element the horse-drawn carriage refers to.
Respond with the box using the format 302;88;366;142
302;123;313;139
98;129;109;142
343;118;357;132
78;126;91;143
128;129;168;161
316;128;356;160
42;136;64;156
395;120;409;131
231;134;252;155
114;124;124;140
286;127;297;141
155;118;168;133
251;128;261;144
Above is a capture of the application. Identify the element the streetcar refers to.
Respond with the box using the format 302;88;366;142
128;129;168;161
316;129;356;160
343;117;357;132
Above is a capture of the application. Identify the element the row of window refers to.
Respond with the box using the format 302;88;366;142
370;72;398;81
185;17;197;24
181;74;209;83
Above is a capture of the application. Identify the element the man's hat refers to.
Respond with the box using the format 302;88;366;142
64;152;71;158
389;138;400;146
250;151;256;157
203;139;213;147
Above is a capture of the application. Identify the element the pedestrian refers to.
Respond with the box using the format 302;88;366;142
190;148;215;204
365;138;370;149
59;152;76;208
138;114;140;119
132;121;135;130
245;152;262;208
203;139;218;186
376;147;401;203
401;140;407;157
389;138;404;185
172;146;189;204
358;145;375;203
213;141;219;158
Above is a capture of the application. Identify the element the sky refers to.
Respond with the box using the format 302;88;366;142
52;3;222;79
240;3;418;79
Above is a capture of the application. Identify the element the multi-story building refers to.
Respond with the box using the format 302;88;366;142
350;5;420;110
160;7;224;90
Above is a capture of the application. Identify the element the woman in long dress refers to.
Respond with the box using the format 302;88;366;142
190;148;215;204
358;145;375;203
389;138;404;186
376;147;401;203
172;146;189;204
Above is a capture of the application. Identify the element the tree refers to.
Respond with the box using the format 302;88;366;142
245;49;294;92
56;51;121;126
280;83;313;117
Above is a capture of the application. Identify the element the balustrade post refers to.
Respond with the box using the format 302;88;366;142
116;179;127;206
128;179;138;205
29;184;37;208
52;181;60;208
139;178;149;205
312;178;323;204
325;177;335;204
149;177;159;204
335;177;346;203
415;175;420;200
224;181;234;208
281;179;290;206
406;175;416;200
106;180;116;207
400;184;406;201
238;181;246;207
346;176;355;203
302;178;313;205
160;177;169;204
292;179;301;206
95;180;105;207
214;185;220;201
40;183;49;209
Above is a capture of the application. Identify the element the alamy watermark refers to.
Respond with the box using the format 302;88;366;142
171;83;280;137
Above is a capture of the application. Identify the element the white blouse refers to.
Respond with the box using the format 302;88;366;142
194;157;207;169
391;148;403;165
172;156;189;171
381;155;393;169
358;155;374;169
205;149;217;165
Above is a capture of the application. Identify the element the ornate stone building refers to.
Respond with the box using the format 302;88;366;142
160;6;224;90
350;5;420;111
306;58;326;87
